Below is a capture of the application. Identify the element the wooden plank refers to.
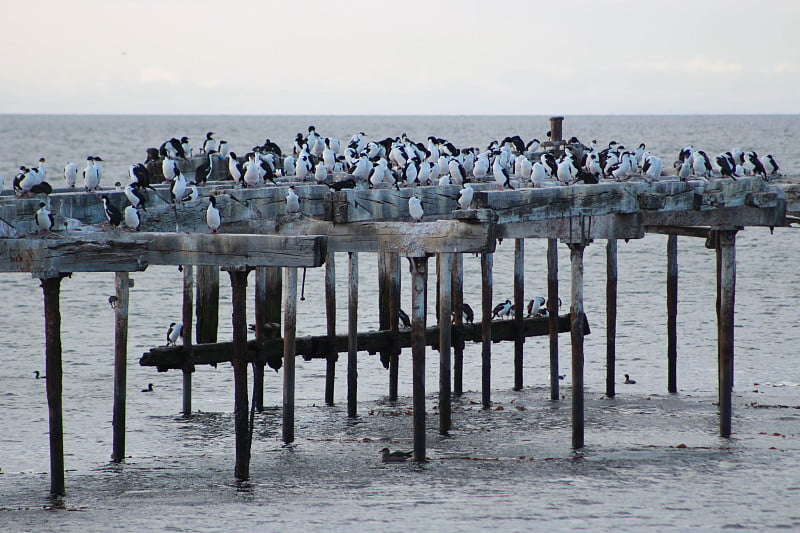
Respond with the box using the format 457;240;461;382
0;233;327;275
139;314;576;370
513;239;524;391
716;231;736;438
181;265;194;416
229;269;251;481
324;251;336;406
498;214;645;241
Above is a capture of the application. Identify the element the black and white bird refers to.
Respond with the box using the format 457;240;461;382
195;152;214;185
162;157;178;183
201;131;216;154
170;169;187;203
64;161;78;187
124;205;140;231
83;157;100;191
746;151;767;179
457;183;474;210
462;303;475;324
206;196;221;233
129;163;154;190
765;154;779;176
716;154;736;179
35;202;54;233
492;299;513;319
286;186;300;214
527;296;546;317
166;322;183;346
228;152;243;185
408;195;424;221
398;309;411;329
692;151;713;179
102;195;122;226
492;155;512;189
124;182;146;211
180;136;192;158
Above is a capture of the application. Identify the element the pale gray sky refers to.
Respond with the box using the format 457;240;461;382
2;0;798;114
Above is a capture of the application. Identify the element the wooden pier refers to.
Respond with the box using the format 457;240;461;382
0;119;794;496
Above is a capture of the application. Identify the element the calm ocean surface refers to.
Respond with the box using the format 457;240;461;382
1;115;799;531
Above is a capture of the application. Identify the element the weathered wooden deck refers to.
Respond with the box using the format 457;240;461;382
1;152;795;494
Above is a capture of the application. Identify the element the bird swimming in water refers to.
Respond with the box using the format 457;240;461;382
286;186;300;214
380;448;412;463
166;322;183;346
408;195;424;221
108;295;118;308
141;383;154;392
34;371;46;379
124;205;140;231
624;374;636;384
206;196;221;233
102;195;122;226
35;202;54;233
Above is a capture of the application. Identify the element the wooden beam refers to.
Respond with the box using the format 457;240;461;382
513;239;524;391
716;230;736;438
452;253;464;397
181;265;194;416
228;269;251;481
0;233;327;275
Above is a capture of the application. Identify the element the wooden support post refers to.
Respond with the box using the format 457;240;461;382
195;265;219;344
568;242;587;449
378;253;391;370
182;265;194;416
716;230;736;438
42;275;66;496
437;253;453;435
481;252;493;409
514;239;525;391
112;272;130;463
547;239;560;401
667;234;678;394
410;256;428;460
253;267;268;412
606;239;617;398
266;267;283;326
387;253;401;402
324;251;336;406
283;267;298;444
550;116;564;142
452;253;464;397
228;269;251;481
347;252;358;418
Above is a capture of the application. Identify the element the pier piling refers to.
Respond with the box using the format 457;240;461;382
348;252;358;418
324;251;336;406
715;230;736;437
254;267;268;412
437;253;453;434
283;267;298;444
182;265;194;416
387;253;401;402
569;242;587;449
514;240;525;391
410;256;428;461
606;239;617;398
481;253;493;409
452;253;464;396
228;269;251;480
548;239;560;401
112;272;130;462
195;265;219;344
42;275;66;496
667;234;678;393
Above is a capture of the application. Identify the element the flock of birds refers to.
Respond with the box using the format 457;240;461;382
8;125;783;236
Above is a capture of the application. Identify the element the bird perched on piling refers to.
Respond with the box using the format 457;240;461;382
83;157;100;191
35;202;53;233
64;161;77;188
398;309;411;329
201;131;216;154
124;205;140;231
124;182;146;211
492;299;513;319
170;169;187;203
457;183;474;210
101;195;122;226
765;154;779;177
380;448;412;463
162;157;178;183
527;296;546;317
206;196;221;233
408;195;424;221
166;322;183;346
286;186;300;214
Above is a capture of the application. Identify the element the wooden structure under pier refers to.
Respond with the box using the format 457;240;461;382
0;118;794;495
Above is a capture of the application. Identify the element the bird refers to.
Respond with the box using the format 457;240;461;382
124;205;140;231
64;161;78;187
206;196;221;233
228;152;243;184
108;295;118;308
195;152;215;185
201;131;216;154
765;154;780;176
33;371;46;379
286;186;300;214
170;169;187;203
380;447;412;463
141;383;154;392
492;155;511;189
715;154;736;179
398;309;411;329
124;182;146;211
102;195;122;226
462;303;475;324
129;163;154;190
457;183;474;210
34;202;54;233
314;161;328;184
746;151;767;179
83;157;100;191
624;374;636;384
527;296;546;317
327;178;357;191
180;136;192;157
408;196;424;221
492;299;513;319
166;322;183;346
162;157;178;183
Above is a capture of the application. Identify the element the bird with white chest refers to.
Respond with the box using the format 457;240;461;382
64;161;78;188
35;202;54;233
285;186;300;214
408;195;424;222
206;196;221;233
457;183;474;210
166;322;183;346
124;205;140;231
170;169;187;203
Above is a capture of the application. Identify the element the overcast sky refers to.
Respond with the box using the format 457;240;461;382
2;0;798;115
